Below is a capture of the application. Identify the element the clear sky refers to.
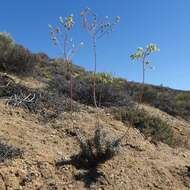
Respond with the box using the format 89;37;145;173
0;0;190;90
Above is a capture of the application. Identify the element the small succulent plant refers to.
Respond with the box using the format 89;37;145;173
76;126;125;168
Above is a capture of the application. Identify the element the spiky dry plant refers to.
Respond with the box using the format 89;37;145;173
76;126;125;168
80;7;120;108
48;15;83;111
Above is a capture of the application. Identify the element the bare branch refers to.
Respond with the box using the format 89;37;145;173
6;93;37;110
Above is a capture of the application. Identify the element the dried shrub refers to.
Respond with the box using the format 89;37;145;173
0;74;80;121
34;92;80;121
6;92;37;111
0;74;16;97
0;142;22;162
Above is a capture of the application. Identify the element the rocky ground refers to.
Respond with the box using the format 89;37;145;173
0;71;190;190
0;97;190;190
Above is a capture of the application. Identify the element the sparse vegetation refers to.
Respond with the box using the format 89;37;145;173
125;83;190;121
48;71;132;107
0;3;189;190
0;8;189;190
112;106;175;146
0;73;79;121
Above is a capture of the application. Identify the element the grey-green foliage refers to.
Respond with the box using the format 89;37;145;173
130;44;159;83
76;129;93;160
131;44;159;63
76;126;124;168
48;15;83;61
0;32;14;58
94;127;107;156
0;32;15;67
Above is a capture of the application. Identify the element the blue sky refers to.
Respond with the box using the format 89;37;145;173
0;0;190;90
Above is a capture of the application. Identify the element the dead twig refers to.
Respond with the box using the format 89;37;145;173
6;92;36;110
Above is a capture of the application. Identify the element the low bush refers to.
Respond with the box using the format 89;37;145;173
0;74;16;97
112;106;175;146
0;74;79;121
0;32;36;75
0;142;22;162
125;82;190;121
48;72;131;107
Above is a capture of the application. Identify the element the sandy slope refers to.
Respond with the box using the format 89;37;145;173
0;101;190;190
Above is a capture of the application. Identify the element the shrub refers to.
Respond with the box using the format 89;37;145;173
0;142;22;162
33;92;80;121
0;32;35;75
35;52;50;62
0;32;14;63
175;93;190;103
0;74;79;120
0;73;16;97
48;72;131;107
126;82;190;121
112;107;175;146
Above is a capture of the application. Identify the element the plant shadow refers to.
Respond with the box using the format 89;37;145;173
56;154;108;188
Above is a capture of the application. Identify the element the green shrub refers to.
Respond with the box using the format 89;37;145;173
0;32;35;75
0;33;14;70
175;93;190;102
112;107;175;146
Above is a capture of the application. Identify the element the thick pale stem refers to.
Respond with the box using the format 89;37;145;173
92;36;98;108
64;34;68;61
68;61;73;112
139;55;146;103
64;33;73;112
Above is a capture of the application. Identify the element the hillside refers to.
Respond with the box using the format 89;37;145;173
0;39;190;189
0;94;190;190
